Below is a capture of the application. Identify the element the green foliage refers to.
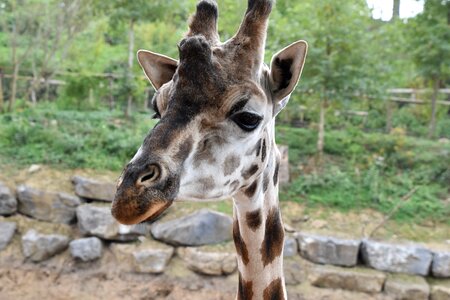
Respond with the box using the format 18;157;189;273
407;0;450;81
0;0;448;225
0;104;156;169
280;127;450;223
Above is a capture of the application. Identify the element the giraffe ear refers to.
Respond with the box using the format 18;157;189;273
269;41;308;115
137;50;178;90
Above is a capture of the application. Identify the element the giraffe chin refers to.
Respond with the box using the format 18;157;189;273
111;199;173;225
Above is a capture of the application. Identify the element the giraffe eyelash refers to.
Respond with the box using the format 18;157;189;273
231;111;262;132
151;97;161;119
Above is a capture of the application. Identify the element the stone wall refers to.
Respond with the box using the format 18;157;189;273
0;178;449;300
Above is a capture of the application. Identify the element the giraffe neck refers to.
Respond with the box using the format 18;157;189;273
232;138;286;300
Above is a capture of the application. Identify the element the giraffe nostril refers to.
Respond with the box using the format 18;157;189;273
138;164;161;186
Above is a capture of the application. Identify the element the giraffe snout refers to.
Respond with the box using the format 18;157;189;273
112;161;179;225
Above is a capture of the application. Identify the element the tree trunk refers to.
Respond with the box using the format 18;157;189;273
385;98;393;133
0;69;4;112
8;64;19;112
125;19;135;118
89;88;94;106
316;35;331;168
29;55;38;105
392;0;400;20
109;76;115;110
8;13;18;112
316;98;327;166
44;78;50;101
428;79;440;139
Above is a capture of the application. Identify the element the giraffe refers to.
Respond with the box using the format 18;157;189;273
111;0;307;298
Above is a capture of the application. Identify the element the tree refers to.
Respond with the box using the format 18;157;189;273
0;0;92;111
408;0;450;138
1;0;39;111
97;0;174;116
269;0;375;165
392;0;401;20
26;0;92;105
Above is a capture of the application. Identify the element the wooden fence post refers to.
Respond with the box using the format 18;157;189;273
385;97;393;133
108;75;115;110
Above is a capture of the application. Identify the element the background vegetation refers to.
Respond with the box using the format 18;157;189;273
0;0;449;224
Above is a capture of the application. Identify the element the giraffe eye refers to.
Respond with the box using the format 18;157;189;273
231;112;262;132
152;101;161;119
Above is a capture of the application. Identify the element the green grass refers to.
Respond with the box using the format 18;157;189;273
277;125;450;223
0;104;157;170
1;104;448;223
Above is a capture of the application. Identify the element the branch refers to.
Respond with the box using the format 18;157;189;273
366;187;419;238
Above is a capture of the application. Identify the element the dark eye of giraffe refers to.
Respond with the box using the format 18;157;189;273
152;101;161;119
231;112;262;132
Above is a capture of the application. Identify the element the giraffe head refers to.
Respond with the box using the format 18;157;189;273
112;0;307;225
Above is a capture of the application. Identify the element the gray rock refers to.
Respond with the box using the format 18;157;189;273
284;258;307;285
72;176;116;202
28;164;41;174
17;185;81;224
284;237;298;257
295;232;360;267
432;252;450;278
111;239;174;274
0;182;17;215
76;204;147;241
178;247;237;276
0;222;16;250
278;145;290;185
361;240;433;276
308;264;386;293
132;248;174;274
21;229;69;262
151;209;232;246
430;280;450;300
384;274;430;300
69;237;103;262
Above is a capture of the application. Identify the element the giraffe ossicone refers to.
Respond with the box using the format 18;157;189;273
112;0;307;298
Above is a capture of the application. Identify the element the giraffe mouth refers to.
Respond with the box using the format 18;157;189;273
112;177;179;225
139;200;173;223
111;194;174;225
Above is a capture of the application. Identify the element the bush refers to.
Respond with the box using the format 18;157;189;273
0;104;156;170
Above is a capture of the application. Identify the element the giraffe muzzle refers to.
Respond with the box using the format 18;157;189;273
111;162;179;225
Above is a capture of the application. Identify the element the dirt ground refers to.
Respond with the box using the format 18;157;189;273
0;250;395;300
0;164;448;300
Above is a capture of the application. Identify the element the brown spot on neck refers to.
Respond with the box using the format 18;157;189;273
273;160;280;186
246;209;262;231
261;139;267;162
260;207;284;266
233;220;249;265
238;272;254;300
263;278;284;300
244;181;258;198
243;164;259;180
263;171;270;192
